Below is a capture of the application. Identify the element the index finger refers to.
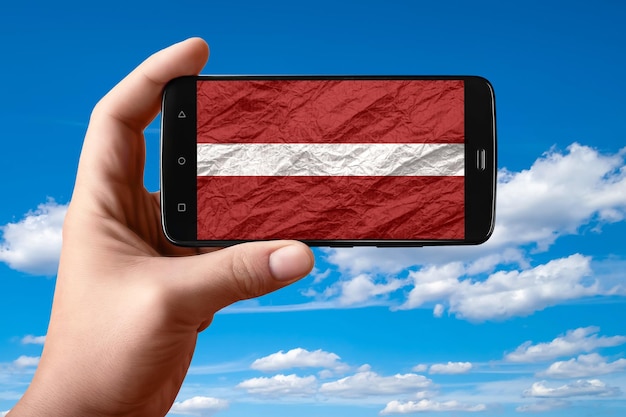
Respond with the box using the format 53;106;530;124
78;38;209;186
94;38;209;131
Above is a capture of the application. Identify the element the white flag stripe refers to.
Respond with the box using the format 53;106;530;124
197;143;464;177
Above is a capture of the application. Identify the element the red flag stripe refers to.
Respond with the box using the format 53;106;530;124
197;176;464;240
197;79;464;144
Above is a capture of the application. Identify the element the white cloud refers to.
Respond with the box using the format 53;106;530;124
516;399;569;413
13;355;40;368
447;255;605;321
399;262;465;311
505;327;626;363
304;253;623;322
237;374;317;397
21;335;46;345
318;369;335;379
338;274;405;306
492;144;626;249
251;348;346;372
539;353;626;379
399;254;619;321
380;399;486;414
429;362;472;375
0;411;10;417
465;249;528;276
325;246;525;278
523;379;621;398
310;267;332;284
168;396;228;416
412;364;428;373
0;199;67;276
319;371;432;398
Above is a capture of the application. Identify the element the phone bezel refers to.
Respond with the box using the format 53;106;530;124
161;75;496;247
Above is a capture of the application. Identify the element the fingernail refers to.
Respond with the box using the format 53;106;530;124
269;244;314;282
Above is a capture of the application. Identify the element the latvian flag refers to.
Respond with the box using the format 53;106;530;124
196;79;464;241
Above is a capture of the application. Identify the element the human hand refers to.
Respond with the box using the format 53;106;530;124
9;38;314;417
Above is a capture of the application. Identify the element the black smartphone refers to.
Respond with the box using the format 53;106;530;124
161;75;496;247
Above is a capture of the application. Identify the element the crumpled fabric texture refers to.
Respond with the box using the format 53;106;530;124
197;143;464;177
196;79;464;240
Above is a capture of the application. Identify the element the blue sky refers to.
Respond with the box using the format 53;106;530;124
1;1;625;416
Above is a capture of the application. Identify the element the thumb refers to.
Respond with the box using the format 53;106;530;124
167;240;314;321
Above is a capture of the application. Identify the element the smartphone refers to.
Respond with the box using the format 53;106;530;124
161;75;496;247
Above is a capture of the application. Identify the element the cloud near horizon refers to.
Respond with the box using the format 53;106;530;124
505;326;626;363
171;332;626;416
251;348;348;373
0;199;66;276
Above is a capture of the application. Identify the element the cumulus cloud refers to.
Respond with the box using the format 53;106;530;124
338;274;405;306
0;411;9;417
307;253;623;322
493;143;626;249
495;143;626;247
13;355;40;368
523;379;621;398
251;348;347;372
319;371;432;398
412;364;428;373
380;399;486;414
516;399;569;413
429;362;472;375
0;199;67;276
399;262;464;310
505;327;626;363
236;374;317;397
310;267;332;284
539;353;626;379
447;255;605;321
399;254;619;321
21;335;46;345
168;396;228;416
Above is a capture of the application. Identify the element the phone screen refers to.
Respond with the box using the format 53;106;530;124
194;79;465;241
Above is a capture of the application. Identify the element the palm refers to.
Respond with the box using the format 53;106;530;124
57;180;204;415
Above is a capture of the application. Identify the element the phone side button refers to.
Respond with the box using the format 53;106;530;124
476;149;486;171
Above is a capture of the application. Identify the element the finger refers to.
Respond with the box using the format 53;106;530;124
162;240;315;322
78;38;209;186
93;37;209;131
